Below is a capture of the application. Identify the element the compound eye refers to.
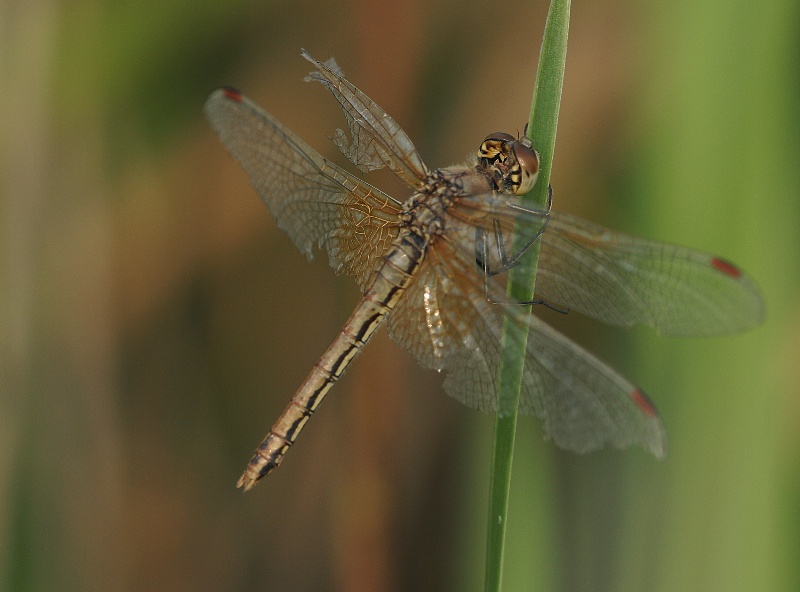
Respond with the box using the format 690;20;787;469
483;132;515;143
510;143;540;195
478;132;516;160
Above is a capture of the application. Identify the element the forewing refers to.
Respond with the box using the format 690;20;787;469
536;211;765;336
204;88;402;291
387;231;667;458
302;50;429;189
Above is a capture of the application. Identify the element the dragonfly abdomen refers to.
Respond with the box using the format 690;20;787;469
236;229;427;491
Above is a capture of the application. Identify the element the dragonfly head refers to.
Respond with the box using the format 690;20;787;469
478;133;540;196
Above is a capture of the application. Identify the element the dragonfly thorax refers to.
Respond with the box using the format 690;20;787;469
401;165;493;240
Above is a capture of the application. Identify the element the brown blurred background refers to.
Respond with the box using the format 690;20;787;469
1;1;798;591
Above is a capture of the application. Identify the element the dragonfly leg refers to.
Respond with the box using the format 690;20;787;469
476;187;565;312
476;185;554;276
480;254;569;313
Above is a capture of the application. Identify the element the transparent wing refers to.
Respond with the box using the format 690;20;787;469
536;211;765;336
446;191;551;302
302;49;429;189
205;87;403;291
387;225;667;458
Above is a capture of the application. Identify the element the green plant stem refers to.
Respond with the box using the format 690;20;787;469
483;2;570;591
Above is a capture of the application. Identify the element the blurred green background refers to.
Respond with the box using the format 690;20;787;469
2;0;798;590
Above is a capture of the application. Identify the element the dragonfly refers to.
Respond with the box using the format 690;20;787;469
205;50;764;492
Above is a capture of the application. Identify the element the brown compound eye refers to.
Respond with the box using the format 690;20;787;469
509;142;540;195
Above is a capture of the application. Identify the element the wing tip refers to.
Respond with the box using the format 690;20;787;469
204;87;243;117
219;86;243;102
710;256;742;278
630;387;658;418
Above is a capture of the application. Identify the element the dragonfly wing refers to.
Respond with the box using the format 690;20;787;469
386;260;458;373
536;211;765;336
302;50;429;189
386;192;550;371
387;232;667;458
519;311;666;457
447;191;551;300
205;88;402;291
